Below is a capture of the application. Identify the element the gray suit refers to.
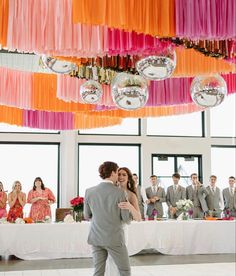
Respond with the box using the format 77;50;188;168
166;185;186;219
223;187;236;217
136;185;144;219
186;185;209;218
206;186;222;218
146;186;166;218
84;182;131;276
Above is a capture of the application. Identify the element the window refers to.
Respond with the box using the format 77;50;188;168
147;112;203;137
79;118;140;135
211;146;236;191
0;123;59;133
210;94;236;137
0;143;59;219
152;154;202;189
78;144;140;196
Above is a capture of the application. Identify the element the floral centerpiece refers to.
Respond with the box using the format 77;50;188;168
176;199;194;220
70;196;84;222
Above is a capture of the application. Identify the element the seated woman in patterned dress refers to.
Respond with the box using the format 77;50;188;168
27;177;56;222
7;181;26;222
0;181;7;219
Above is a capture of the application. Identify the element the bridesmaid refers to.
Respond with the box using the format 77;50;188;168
27;177;56;222
7;181;26;222
0;181;7;219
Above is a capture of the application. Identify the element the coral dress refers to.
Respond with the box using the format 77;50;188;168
0;191;7;218
7;197;23;222
27;188;56;221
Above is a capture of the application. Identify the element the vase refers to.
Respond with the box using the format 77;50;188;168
182;211;188;220
73;210;83;222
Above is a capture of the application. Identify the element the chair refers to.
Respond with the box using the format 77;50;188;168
55;208;72;222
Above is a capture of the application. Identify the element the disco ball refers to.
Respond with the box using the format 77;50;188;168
41;55;77;74
190;74;227;108
80;80;103;104
111;73;148;110
135;50;176;80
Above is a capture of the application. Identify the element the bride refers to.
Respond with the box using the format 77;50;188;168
105;167;142;275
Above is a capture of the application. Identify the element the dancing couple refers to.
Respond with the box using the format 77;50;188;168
84;161;141;276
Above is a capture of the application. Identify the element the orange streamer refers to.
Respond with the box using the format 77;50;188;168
72;0;176;37
32;73;95;112
0;0;8;47
0;105;23;126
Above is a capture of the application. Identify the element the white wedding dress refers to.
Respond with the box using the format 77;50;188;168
105;224;129;276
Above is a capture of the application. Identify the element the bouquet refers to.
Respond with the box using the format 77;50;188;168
70;196;84;222
176;199;194;213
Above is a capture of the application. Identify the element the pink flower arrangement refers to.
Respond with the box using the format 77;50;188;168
70;196;84;212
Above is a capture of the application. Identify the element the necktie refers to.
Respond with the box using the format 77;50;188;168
153;186;156;193
231;188;234;195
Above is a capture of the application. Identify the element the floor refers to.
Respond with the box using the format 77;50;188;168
0;253;235;276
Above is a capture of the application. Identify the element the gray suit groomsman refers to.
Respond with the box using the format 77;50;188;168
84;161;131;276
186;173;209;219
205;175;223;218
145;175;166;219
166;173;186;219
223;176;236;217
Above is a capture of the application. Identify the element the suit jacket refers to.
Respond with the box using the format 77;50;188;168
166;185;186;208
84;181;131;247
223;187;236;210
186;185;209;212
206;186;222;210
145;186;166;217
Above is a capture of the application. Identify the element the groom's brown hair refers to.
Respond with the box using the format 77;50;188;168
99;161;119;179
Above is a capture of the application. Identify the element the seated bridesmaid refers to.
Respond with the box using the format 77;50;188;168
7;181;26;222
27;177;56;222
0;181;7;219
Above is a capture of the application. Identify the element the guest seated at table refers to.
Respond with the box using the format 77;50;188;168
166;173;186;219
145;175;166;219
186;173;208;219
27;177;56;222
223;176;236;217
205;175;223;218
7;180;26;222
0;181;7;219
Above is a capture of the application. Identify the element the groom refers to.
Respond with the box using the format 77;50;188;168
84;161;131;276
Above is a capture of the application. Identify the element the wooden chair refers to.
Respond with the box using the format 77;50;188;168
55;208;72;222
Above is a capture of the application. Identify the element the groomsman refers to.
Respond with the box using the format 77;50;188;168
205;175;224;218
186;173;209;219
223;176;236;217
132;173;146;219
166;173;186;219
145;175;166;219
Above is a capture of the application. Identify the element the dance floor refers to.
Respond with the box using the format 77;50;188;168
0;263;235;276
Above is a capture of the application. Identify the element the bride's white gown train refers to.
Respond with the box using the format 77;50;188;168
105;225;129;276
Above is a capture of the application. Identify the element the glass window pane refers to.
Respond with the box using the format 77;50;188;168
78;145;140;196
177;157;199;177
79;118;139;135
0;144;59;220
210;94;236;137
147;112;203;136
211;147;236;191
153;156;175;176
0;123;58;133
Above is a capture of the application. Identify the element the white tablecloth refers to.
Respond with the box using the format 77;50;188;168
0;220;235;260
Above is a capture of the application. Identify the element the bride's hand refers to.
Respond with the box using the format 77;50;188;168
118;201;132;211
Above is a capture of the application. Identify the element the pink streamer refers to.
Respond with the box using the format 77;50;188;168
7;0;173;57
0;67;32;108
23;110;74;130
175;0;236;40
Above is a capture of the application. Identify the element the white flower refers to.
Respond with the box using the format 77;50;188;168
15;218;25;224
63;214;75;223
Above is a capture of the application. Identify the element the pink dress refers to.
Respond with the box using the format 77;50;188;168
7;197;23;222
0;192;7;218
27;188;56;221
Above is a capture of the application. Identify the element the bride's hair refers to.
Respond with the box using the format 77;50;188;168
118;167;137;196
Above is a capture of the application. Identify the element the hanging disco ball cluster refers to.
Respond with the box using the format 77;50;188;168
190;74;227;108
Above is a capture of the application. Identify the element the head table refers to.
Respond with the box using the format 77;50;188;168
0;220;235;260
